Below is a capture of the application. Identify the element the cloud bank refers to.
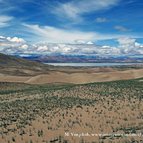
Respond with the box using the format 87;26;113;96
0;36;143;56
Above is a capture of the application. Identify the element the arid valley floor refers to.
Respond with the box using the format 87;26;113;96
0;54;143;143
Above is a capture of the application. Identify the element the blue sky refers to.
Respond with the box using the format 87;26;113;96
0;0;143;55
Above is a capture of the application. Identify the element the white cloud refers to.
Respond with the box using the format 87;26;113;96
117;37;143;54
135;42;140;47
0;36;28;54
23;23;123;43
55;3;80;21
95;17;107;23
87;41;94;45
53;0;120;21
0;15;13;28
114;25;130;32
37;45;48;51
94;45;120;55
23;24;96;43
74;40;87;44
20;44;28;50
74;40;94;45
0;36;5;39
117;37;136;45
7;37;25;43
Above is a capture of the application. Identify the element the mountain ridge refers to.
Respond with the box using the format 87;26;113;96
18;54;143;63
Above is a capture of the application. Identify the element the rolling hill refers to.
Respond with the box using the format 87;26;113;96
0;53;51;76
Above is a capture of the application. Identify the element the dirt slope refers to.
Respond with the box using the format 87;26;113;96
0;53;51;76
25;69;143;84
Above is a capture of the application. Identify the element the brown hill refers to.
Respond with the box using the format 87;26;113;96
0;53;51;76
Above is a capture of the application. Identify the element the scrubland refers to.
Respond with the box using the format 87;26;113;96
0;78;143;143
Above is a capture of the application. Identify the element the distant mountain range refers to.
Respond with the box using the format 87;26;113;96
15;54;143;63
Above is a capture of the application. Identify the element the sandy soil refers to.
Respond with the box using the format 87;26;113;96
25;70;141;84
0;68;143;84
0;74;30;83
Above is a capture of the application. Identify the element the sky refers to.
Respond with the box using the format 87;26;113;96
0;0;143;56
